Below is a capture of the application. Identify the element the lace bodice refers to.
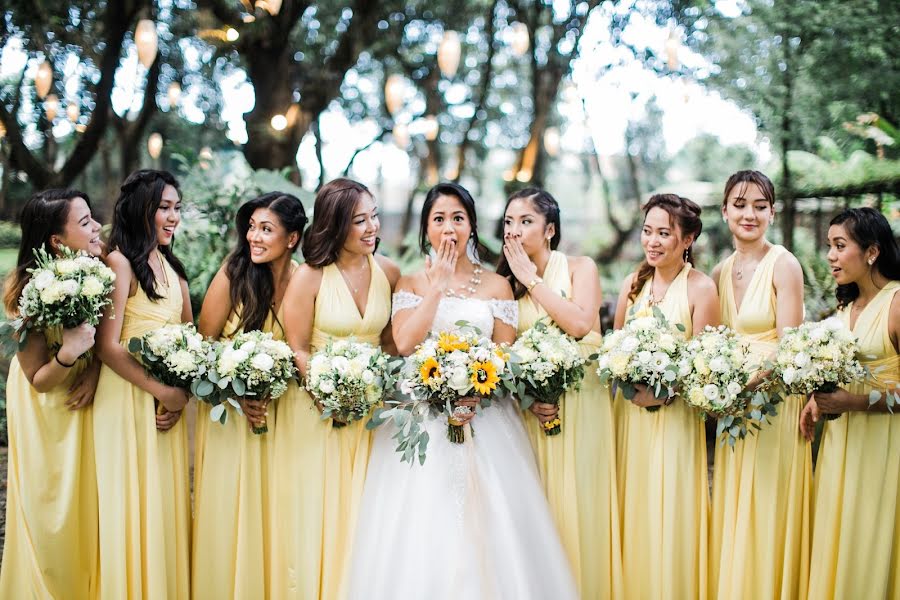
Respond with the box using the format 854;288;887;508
392;291;518;339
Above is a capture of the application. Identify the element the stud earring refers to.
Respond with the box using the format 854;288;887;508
868;258;875;265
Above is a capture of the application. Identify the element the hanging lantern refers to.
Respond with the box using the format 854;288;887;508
225;28;239;42
135;20;159;69
423;115;439;141
35;60;53;99
270;114;288;131
66;103;80;123
384;74;405;115
665;30;679;71
510;22;530;56
437;31;461;78
543;127;561;157
198;146;213;169
167;82;182;107
148;133;164;159
44;94;59;121
259;0;282;15
392;123;410;149
0;120;6;139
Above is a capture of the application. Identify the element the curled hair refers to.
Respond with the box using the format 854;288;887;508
418;182;486;258
722;170;776;207
829;207;900;309
628;194;703;303
225;192;307;332
108;169;187;301
3;189;92;316
496;187;562;299
302;178;374;268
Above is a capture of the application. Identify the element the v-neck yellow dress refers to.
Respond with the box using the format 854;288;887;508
271;254;391;600
517;251;623;599
192;299;289;600
709;245;811;600
616;264;709;600
0;328;98;599
92;255;191;599
807;280;900;599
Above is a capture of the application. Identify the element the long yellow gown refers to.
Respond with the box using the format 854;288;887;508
270;254;390;600
517;250;623;599
92;255;191;599
616;263;709;600
0;330;98;599
807;280;900;599
191;305;287;600
709;246;811;600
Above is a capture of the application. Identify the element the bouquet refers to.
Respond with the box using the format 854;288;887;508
9;246;115;348
596;306;685;410
509;319;586;436
368;324;515;465
679;325;779;446
305;339;402;427
771;317;868;420
194;330;296;434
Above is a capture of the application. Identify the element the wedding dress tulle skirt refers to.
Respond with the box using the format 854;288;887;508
346;397;577;600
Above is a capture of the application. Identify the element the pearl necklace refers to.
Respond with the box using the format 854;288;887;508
444;266;483;299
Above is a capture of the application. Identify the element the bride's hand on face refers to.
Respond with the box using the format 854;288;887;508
425;237;457;293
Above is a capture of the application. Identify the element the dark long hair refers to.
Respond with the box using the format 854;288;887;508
225;192;307;332
628;193;703;302
3;189;91;316
496;187;562;299
722;170;776;207
418;182;486;258
108;169;187;301
301;178;374;268
830;207;900;308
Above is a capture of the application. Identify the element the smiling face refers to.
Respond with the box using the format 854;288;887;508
154;184;182;246
503;197;554;256
426;194;472;257
826;223;878;286
247;207;298;265
53;196;103;256
641;206;693;268
342;192;380;256
722;181;774;244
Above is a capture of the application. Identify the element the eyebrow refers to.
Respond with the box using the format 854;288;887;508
252;220;276;227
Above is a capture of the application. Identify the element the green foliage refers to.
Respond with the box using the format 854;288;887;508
0;222;22;248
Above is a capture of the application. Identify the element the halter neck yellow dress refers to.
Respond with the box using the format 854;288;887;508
517;251;623;599
0;329;98;599
807;280;900;599
616;263;709;600
192;297;290;600
709;245;811;600
92;255;191;599
271;254;391;600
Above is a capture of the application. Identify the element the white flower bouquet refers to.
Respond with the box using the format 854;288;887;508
10;246;115;347
771;317;868;419
305;339;402;427
194;330;297;434
128;323;211;389
596;306;685;410
509;319;586;436
368;325;515;464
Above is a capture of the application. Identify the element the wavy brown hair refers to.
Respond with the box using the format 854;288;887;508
627;194;703;303
496;187;562;300
301;178;374;268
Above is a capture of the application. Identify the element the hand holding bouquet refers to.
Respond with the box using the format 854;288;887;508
509;320;586;436
305;339;401;427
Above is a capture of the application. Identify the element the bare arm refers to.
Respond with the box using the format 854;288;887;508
612;272;635;331
283;265;321;377
710;261;724;295
16;326;94;393
688;270;721;333
197;266;234;339
527;256;601;338
376;255;401;356
772;251;804;336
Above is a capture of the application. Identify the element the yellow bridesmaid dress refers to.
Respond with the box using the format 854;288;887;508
517;251;623;599
271;254;391;600
616;264;709;600
709;245;811;600
191;303;288;600
807;280;900;599
92;255;190;599
0;329;98;599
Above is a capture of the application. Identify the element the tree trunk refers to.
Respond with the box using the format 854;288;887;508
779;42;796;252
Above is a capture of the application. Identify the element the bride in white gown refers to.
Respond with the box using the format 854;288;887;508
346;183;576;600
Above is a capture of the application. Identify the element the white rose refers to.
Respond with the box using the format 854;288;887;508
81;276;105;297
59;279;80;297
447;367;472;393
54;259;78;275
620;336;640;353
331;356;350;375
709;357;729;373
251;352;275;372
822;317;843;331
318;379;335;395
703;384;720;400
349;356;368;377
361;369;375;385
239;340;257;354
637;350;652;365
726;381;742;397
782;366;797;385
32;270;55;290
186;335;203;351
309;355;328;380
794;352;811;368
658;334;676;353
39;281;65;304
231;349;249;364
168;350;197;375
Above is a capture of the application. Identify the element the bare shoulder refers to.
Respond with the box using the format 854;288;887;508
774;249;804;280
687;268;717;294
292;263;324;291
374;254;401;286
481;270;514;300
710;259;725;289
104;250;132;272
568;254;599;277
395;270;427;295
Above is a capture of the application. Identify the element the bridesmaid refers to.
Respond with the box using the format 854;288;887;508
497;187;623;598
93;170;192;598
271;178;399;599
0;190;102;599
708;170;810;599
192;192;307;599
613;193;719;599
800;207;900;599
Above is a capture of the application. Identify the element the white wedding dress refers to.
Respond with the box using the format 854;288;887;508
346;293;577;600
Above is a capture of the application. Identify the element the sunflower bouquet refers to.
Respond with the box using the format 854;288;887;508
509;319;586;436
368;324;515;465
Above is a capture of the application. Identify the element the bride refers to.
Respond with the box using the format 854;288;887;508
346;183;577;600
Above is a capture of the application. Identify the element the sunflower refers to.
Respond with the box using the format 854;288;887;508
420;356;441;385
470;360;499;395
438;332;470;353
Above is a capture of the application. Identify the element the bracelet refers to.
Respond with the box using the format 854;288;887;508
55;354;76;368
526;276;543;291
